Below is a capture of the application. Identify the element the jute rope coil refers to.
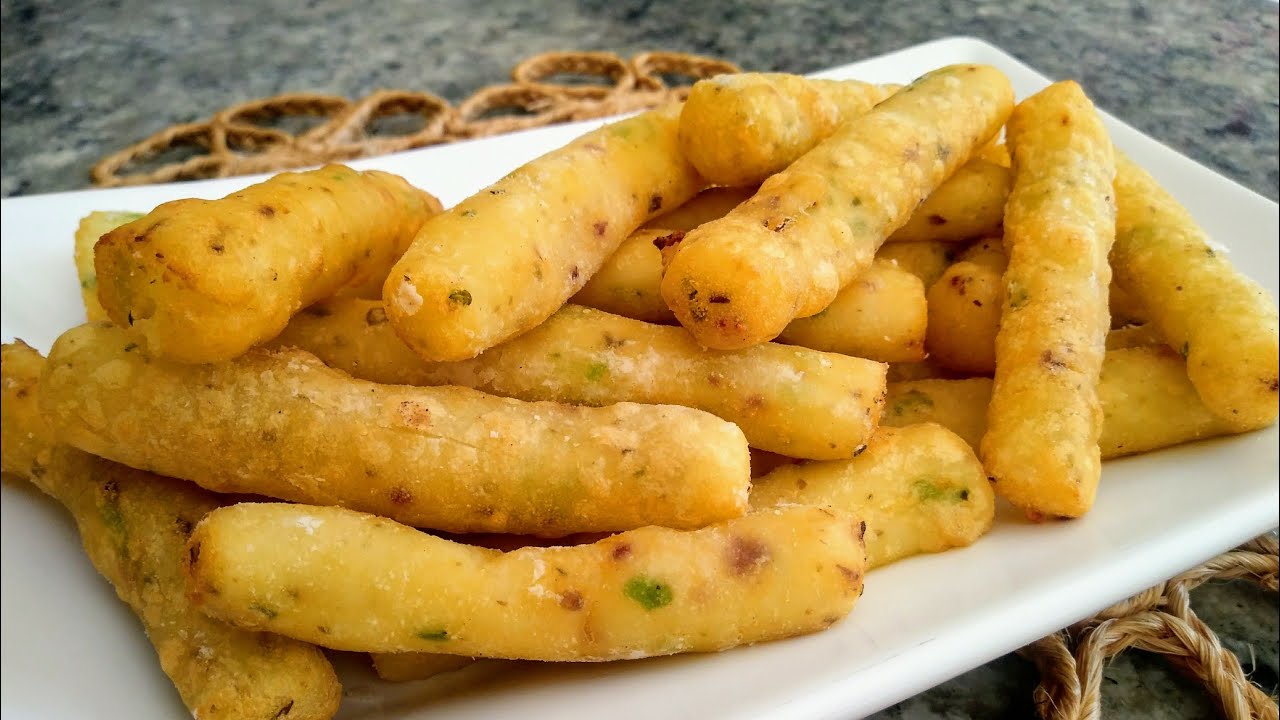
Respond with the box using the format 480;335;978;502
91;50;739;187
90;49;1279;719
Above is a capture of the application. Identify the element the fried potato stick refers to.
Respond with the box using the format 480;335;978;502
95;165;441;363
571;228;676;323
875;240;956;288
0;342;341;720
1112;154;1279;429
678;73;896;187
662;65;1014;349
885;347;1239;459
384;104;704;362
775;260;927;363
75;211;142;321
185;504;866;661
926;252;1007;374
272;301;885;460
980;81;1116;519
750;424;994;569
885;160;1011;243
41;322;750;536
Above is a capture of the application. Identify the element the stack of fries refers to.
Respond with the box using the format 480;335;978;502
3;64;1276;719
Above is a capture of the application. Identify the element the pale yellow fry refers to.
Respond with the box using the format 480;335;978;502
95;165;440;363
41;322;750;536
750;424;994;569
571;228;675;323
273;301;885;460
678;74;896;187
384;104;703;362
886;160;1011;243
185;504;866;661
1112;154;1279;430
875;240;956;288
980;81;1116;519
74;211;142;321
661;65;1014;349
926;255;1007;374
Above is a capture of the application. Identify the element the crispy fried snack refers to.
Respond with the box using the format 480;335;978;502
980;81;1116;519
184;504;866;661
661;65;1014;349
885;160;1011;244
570;228;676;323
0;342;341;720
750;424;994;569
642;186;756;231
94;165;441;363
775;260;927;363
75;211;142;321
925;250;1007;374
384;104;703;361
41;322;750;536
875;240;956;288
678;74;896;187
272;301;885;460
885;347;1239;459
1112;154;1279;429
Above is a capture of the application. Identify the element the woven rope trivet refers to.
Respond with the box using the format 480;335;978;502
91;49;1280;720
90;50;738;187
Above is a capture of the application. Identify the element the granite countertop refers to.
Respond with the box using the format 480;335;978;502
1;0;1277;717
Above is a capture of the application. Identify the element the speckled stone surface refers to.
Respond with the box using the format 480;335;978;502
2;0;1276;717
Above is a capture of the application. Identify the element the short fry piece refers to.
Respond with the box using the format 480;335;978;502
0;343;341;720
185;504;866;661
678;74;896;187
75;211;142;321
1112;154;1279;429
41;322;750;536
775;260;927;363
750;424;994;569
882;378;992;449
95;165;441;363
384;105;703;361
571;228;675;323
925;253;1007;374
273;302;885;460
980;81;1116;519
662;65;1014;349
370;653;476;683
875;240;956;288
886;160;1011;243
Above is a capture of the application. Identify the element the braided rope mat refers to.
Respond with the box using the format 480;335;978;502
92;50;1280;720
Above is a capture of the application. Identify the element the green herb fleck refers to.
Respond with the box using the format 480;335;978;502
416;629;450;641
1007;284;1030;310
448;289;473;306
623;576;673;610
1180;342;1190;358
891;389;934;417
462;209;477;218
81;276;97;290
250;603;279;620
585;361;609;382
913;479;968;503
100;502;126;534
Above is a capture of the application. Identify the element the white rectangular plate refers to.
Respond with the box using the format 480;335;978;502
2;36;1277;720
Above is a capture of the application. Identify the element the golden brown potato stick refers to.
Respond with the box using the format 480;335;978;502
0;343;341;720
885;347;1240;459
1112;153;1279;430
885;160;1011;243
750;424;994;569
185;504;866;661
41;322;750;536
662;65;1014;349
642;186;756;231
678;74;896;187
875;240;956;288
75;211;142;321
95;165;441;363
272;301;885;460
926;252;1007;374
571;228;675;323
384;104;703;361
775;260;927;363
980;81;1116;519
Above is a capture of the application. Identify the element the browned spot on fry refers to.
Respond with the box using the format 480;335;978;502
272;699;294;719
570;266;580;281
398;400;431;429
1268;378;1278;392
707;373;723;387
903;144;921;162
726;535;770;575
259;205;276;218
821;614;840;627
744;394;766;411
601;332;626;349
388;487;414;506
187;540;201;569
950;274;968;295
303;304;332;317
593;221;608;237
366;307;388;325
852;444;868;457
175;517;195;536
652;230;685;250
209;242;225;254
559;590;584;611
836;564;861;589
649;194;663;213
708;294;730;304
856;521;867;540
1060;114;1071;126
1040;349;1067;370
973;299;983;307
14;386;28;399
611;543;632;560
796;478;807;490
772;217;793;232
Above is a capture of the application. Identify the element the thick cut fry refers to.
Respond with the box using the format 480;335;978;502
750;424;994;569
775;260;927;362
570;228;675;323
370;653;476;683
0;343;341;720
384;104;703;362
980;81;1116;519
678;74;896;187
885;160;1011;243
1112;154;1279;429
94;165;441;363
661;65;1014;349
185;504;866;661
75;211;142;321
886;347;1239;459
926;252;1007;374
41;323;750;536
642;186;756;231
272;301;885;460
875;240;955;288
